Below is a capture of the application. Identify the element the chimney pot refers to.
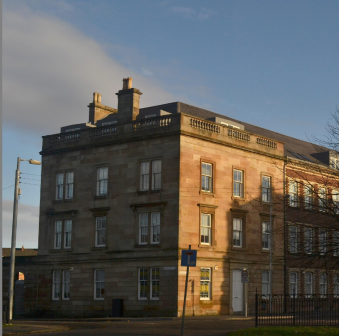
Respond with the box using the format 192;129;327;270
93;92;98;103
123;77;132;90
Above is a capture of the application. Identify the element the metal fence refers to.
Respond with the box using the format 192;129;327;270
255;294;339;326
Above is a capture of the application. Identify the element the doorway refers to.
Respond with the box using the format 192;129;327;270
232;270;243;313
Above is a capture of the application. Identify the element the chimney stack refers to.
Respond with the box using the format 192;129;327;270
88;92;116;124
116;77;142;124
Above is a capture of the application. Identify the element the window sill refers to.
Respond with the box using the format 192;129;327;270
200;299;212;303
198;244;215;250
199;191;215;197
232;246;246;251
91;246;108;251
137;190;161;195
94;195;108;199
134;244;162;248
49;249;73;253
261;249;272;253
53;200;63;204
94;298;105;301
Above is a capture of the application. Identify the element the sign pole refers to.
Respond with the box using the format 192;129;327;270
181;245;191;336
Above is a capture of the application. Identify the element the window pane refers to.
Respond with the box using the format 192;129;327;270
140;162;150;191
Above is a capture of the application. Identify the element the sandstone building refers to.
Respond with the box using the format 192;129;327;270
5;78;339;317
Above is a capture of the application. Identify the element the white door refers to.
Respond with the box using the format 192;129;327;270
232;270;243;312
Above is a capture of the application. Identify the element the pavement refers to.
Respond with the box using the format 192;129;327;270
2;316;254;335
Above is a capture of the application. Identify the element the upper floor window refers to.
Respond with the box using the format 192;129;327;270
201;213;211;245
304;185;313;210
56;173;64;200
305;272;313;297
140;160;162;191
318;188;326;212
331;158;339;170
233;169;244;198
289;226;298;253
95;217;106;247
319;229;327;255
333;191;339;214
289;181;298;207
233;218;242;247
304;227;313;254
262;176;271;203
97;167;108;196
54;220;72;250
65;172;74;199
201;162;213;192
200;268;211;300
333;231;339;257
54;221;62;249
94;269;105;300
262;222;270;250
64;220;72;249
56;172;74;200
139;212;161;245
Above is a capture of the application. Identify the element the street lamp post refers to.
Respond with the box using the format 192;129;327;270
7;157;41;323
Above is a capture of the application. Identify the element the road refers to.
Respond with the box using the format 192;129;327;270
10;316;255;336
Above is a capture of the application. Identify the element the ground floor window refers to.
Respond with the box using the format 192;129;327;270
262;271;270;296
151;267;160;300
200;268;211;300
94;269;105;300
62;270;70;300
138;267;160;300
52;270;61;300
289;272;298;296
320;273;327;297
305;272;313;297
334;274;339;298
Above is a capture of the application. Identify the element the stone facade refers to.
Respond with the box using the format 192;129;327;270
5;78;337;317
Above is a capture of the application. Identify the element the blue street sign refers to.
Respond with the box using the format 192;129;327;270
181;249;197;267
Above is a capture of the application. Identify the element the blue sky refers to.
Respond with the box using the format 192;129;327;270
2;0;339;247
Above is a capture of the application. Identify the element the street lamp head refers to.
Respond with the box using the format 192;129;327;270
28;159;41;165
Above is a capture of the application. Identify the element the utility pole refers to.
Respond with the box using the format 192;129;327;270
7;158;41;323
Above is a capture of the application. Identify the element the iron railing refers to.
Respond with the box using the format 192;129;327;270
255;293;339;326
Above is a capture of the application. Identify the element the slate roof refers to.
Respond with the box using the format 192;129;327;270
140;102;331;166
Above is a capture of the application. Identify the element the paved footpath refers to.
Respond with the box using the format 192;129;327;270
3;316;255;336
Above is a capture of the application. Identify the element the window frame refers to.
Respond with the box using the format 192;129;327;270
139;159;162;192
52;270;61;300
62;270;70;300
333;231;339;257
201;162;213;193
96;167;108;196
289;272;298;297
318;187;327;212
54;220;62;249
262;222;270;250
95;216;107;247
200;213;212;245
138;211;161;245
150;267;160;300
262;176;271;203
94;269;105;300
138;267;148;300
289;181;298;207
63;220;72;249
305;272;313;297
150;212;160;245
200;267;211;300
333;191;339;214
304;227;313;254
320;273;327;298
232;218;243;248
65;171;74;200
319;229;327;255
334;274;339;298
56;173;64;200
289;225;298;253
233;169;244;198
262;271;271;296
304;185;313;210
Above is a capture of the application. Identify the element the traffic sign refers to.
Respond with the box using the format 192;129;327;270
181;249;197;267
241;269;249;283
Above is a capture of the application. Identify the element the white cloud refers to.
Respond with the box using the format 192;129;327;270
3;7;174;136
2;200;39;248
171;7;215;20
